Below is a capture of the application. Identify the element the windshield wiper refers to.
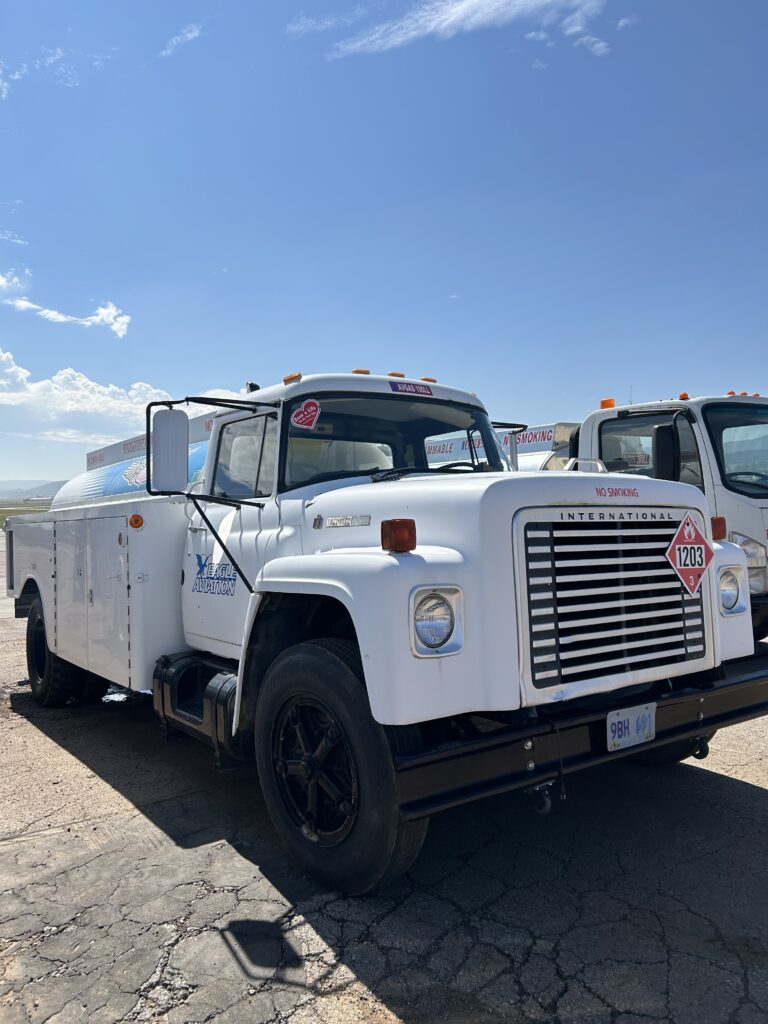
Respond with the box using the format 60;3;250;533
725;475;768;494
371;467;433;483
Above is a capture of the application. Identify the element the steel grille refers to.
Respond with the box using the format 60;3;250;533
524;515;706;688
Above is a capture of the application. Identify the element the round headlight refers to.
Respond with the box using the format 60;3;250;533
720;570;739;611
414;593;454;648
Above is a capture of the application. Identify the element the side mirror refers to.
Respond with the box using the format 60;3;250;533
149;408;189;494
652;423;678;481
568;427;580;462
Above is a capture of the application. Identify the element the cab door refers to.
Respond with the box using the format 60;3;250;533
183;413;279;655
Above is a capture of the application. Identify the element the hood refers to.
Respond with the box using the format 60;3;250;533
298;471;710;554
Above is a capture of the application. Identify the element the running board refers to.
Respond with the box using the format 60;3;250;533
152;652;245;765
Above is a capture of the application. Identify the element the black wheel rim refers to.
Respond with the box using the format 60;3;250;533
272;695;359;847
32;616;47;682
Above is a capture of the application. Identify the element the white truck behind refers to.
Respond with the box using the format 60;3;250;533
570;394;768;641
6;373;768;892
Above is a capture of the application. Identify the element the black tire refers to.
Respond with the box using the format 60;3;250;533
254;638;429;894
752;611;768;646
26;597;79;707
72;675;110;705
632;731;716;766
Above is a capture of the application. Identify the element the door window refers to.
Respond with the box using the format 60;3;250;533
599;414;703;489
213;415;278;498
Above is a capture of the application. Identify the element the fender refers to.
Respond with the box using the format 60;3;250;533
709;541;752;663
233;573;356;734
14;572;50;622
232;547;484;728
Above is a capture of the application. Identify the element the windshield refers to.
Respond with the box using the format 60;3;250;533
704;403;768;497
281;392;508;490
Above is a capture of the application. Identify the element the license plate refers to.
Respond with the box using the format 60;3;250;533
607;702;657;751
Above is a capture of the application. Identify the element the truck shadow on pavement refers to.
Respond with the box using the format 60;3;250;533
7;687;768;1024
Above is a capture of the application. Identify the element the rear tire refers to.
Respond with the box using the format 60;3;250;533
632;732;716;766
254;638;429;894
72;675;110;705
26;598;80;707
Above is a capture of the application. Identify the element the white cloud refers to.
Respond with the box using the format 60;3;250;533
574;33;610;55
3;427;126;446
0;47;84;100
3;296;131;339
329;0;606;57
0;230;28;246
0;269;24;291
0;348;169;427
617;15;638;30
0;349;245;475
532;57;548;69
159;24;202;58
288;7;368;35
525;29;550;41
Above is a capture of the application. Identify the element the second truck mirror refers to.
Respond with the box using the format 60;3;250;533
151;408;190;493
652;423;678;481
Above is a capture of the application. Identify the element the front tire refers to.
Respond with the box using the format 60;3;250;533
254;639;428;894
752;610;768;646
26;598;80;707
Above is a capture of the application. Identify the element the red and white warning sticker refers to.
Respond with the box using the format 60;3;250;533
290;399;321;430
665;513;714;596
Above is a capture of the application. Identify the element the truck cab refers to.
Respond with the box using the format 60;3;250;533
578;395;768;640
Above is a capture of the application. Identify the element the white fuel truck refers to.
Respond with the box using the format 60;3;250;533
6;373;768;892
567;395;768;641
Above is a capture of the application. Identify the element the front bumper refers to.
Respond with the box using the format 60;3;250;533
395;655;768;821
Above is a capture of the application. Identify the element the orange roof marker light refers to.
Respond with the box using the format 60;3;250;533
740;392;749;396
283;372;302;384
387;371;406;378
600;398;616;410
679;392;690;400
727;391;736;396
351;368;370;375
421;377;438;383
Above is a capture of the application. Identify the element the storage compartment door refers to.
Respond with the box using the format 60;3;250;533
55;521;88;669
87;518;130;686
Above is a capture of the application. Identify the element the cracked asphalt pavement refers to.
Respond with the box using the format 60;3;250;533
1;547;768;1023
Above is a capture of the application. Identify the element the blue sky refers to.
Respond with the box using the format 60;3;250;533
1;0;766;479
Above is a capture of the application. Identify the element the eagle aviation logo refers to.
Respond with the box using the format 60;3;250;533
192;554;237;596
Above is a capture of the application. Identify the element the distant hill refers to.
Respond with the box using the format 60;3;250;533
0;480;66;500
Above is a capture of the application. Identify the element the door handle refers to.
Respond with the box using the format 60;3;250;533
88;588;94;606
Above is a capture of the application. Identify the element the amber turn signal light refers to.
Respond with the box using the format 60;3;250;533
381;519;416;553
129;514;144;529
283;372;302;384
711;516;727;542
600;398;615;409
